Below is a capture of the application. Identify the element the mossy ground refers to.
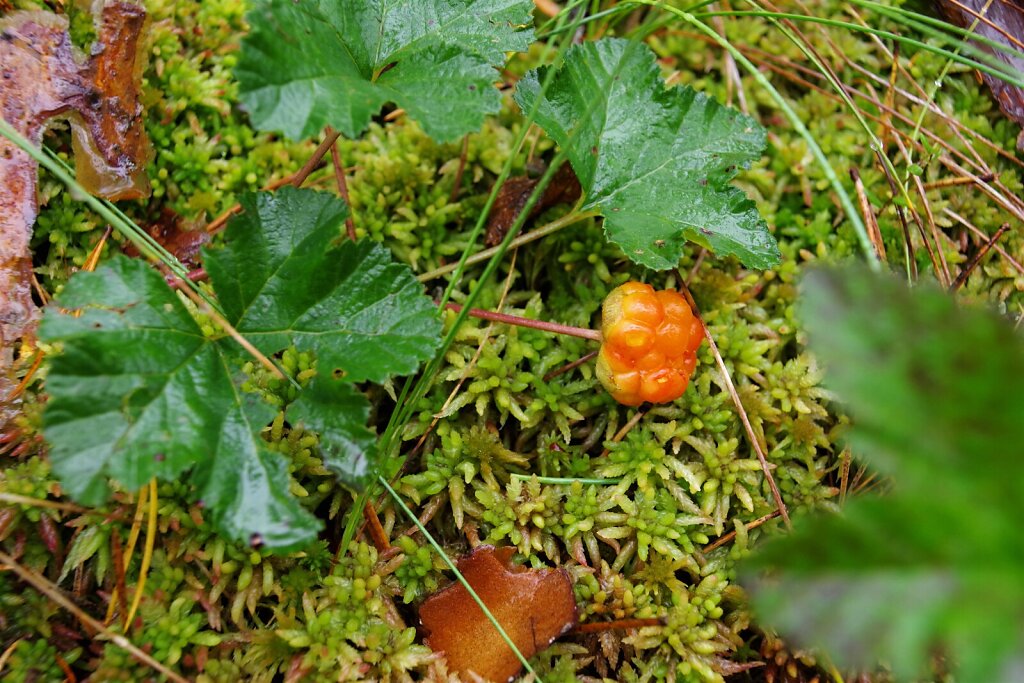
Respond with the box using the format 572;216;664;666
1;1;1021;681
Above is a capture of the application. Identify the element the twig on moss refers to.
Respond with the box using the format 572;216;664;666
443;302;601;341
599;408;646;457
0;550;188;683
176;281;287;382
923;173;994;189
944;209;1024;276
0;493;89;514
325;126;357;241
449;134;471;202
543;349;598;382
950;222;1010;291
206;129;341;234
677;283;792;530
417;209;600;282
703;510;782;553
362;501;391;552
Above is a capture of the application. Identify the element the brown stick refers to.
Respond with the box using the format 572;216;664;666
363;501;391;553
944;209;1024;276
703;510;783;553
850;167;886;261
0;551;188;683
922;173;995;190
950;223;1010;291
444;302;601;341
678;284;791;530
543;349;598;382
205;129;342;234
600;408;646;458
325;126;357;241
449;134;471;203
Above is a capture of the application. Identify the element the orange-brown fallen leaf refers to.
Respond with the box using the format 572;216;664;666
0;4;150;359
418;545;577;683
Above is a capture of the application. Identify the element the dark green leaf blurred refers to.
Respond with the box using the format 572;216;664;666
742;265;1024;682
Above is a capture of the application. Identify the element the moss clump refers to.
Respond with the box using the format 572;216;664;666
2;0;1022;681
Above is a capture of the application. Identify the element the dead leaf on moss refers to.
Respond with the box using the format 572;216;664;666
485;163;581;247
124;208;208;270
419;545;577;683
0;3;150;361
934;0;1024;150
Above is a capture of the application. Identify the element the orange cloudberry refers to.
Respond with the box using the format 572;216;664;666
596;282;703;406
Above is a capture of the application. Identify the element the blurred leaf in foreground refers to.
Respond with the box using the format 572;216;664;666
741;265;1024;682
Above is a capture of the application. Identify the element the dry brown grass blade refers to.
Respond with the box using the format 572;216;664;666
206;128;341;234
363;501;391;552
543;349;599;382
950;222;1010;289
0;550;188;683
850;167;887;261
678;284;791;530
703;510;783;553
944;208;1024;275
599;408;646;458
123;479;158;630
326;126;357;241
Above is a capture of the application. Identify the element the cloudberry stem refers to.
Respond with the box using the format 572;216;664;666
443;302;601;341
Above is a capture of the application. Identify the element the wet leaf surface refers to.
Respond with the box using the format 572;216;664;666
0;4;150;357
237;0;534;142
419;545;577;682
40;187;441;546
515;38;779;271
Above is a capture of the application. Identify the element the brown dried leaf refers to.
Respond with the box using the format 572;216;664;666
124;208;208;270
0;3;150;357
934;0;1024;150
484;162;581;247
419;545;578;683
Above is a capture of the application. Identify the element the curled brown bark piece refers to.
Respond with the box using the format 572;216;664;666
485;162;582;247
0;3;151;359
419;545;577;683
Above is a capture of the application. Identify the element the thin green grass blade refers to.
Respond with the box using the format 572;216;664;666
690;9;1024;88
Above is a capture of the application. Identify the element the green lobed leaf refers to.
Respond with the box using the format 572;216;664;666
40;257;321;550
288;376;376;488
204;186;442;385
41;187;442;548
514;38;779;271
236;0;534;142
741;266;1024;682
